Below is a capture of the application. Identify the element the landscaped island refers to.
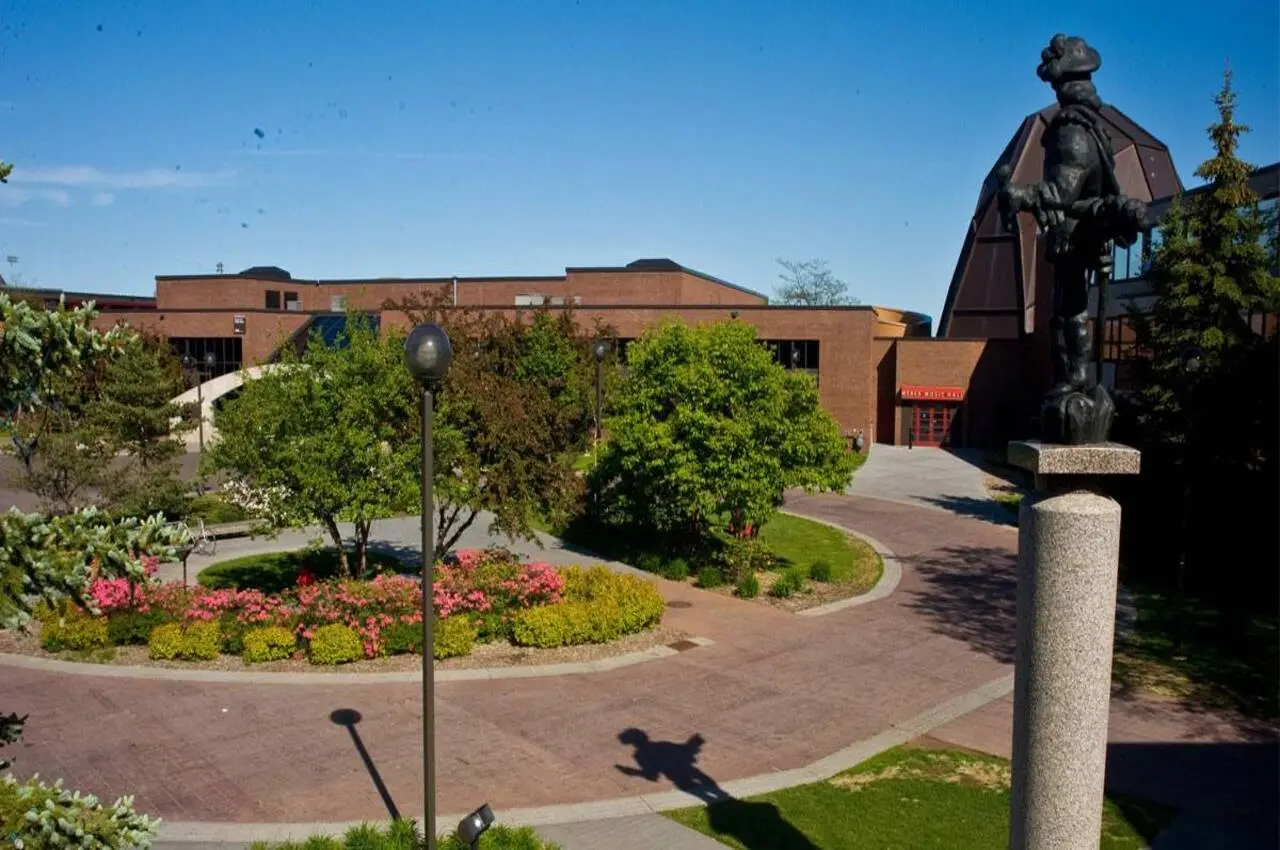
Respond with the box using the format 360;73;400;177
4;548;666;669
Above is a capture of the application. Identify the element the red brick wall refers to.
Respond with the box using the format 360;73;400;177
95;310;310;366
155;269;767;313
890;337;1027;447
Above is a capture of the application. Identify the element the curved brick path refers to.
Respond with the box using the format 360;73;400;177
2;494;1265;828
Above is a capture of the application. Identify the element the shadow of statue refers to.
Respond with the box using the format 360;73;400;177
615;728;820;850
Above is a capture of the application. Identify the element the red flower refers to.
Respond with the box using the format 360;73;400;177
296;569;317;587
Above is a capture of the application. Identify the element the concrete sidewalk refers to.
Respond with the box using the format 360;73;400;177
150;814;726;850
848;445;1011;525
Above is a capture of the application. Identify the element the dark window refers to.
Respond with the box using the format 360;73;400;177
169;337;244;380
1102;317;1138;363
265;290;281;310
284;291;300;310
762;339;820;371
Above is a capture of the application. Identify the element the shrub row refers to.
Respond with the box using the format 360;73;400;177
0;773;159;850
511;567;664;649
35;601;480;666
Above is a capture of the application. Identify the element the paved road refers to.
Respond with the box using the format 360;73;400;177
849;445;1011;525
5;493;1271;844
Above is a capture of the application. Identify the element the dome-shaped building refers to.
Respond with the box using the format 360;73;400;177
938;103;1181;343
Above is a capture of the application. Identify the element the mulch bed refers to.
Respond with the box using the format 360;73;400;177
0;621;688;674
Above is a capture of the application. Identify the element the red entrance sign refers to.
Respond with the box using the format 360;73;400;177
900;385;965;402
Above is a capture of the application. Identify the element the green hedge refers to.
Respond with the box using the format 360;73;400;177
198;548;406;593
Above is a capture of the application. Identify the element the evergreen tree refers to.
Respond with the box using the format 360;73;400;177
88;333;192;517
1128;71;1280;466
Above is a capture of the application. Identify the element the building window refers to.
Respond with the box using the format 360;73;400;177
265;290;281;310
515;294;547;306
762;339;820;371
1110;231;1146;280
330;295;348;312
284;291;301;311
169;337;244;380
1101;316;1139;363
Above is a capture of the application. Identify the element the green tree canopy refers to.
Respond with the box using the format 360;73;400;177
591;320;853;537
208;315;420;577
397;294;614;556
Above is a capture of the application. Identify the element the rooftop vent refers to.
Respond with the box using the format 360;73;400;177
239;265;292;281
626;258;682;271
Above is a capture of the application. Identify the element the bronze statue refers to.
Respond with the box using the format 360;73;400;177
998;34;1148;444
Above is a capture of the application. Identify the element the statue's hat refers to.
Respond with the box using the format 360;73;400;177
1037;34;1101;83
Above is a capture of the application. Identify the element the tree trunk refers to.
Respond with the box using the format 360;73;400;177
322;515;349;578
355;520;372;579
436;500;478;561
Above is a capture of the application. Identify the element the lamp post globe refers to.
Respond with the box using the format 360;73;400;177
405;323;453;384
203;350;217;372
404;322;451;850
592;339;612;362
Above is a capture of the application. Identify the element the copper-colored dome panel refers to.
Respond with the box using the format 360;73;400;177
938;103;1181;339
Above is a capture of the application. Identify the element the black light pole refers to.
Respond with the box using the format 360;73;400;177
1175;345;1202;657
404;323;452;850
592;339;611;447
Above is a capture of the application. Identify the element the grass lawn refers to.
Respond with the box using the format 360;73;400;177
666;746;1173;850
992;491;1022;517
1112;580;1279;719
198;547;407;592
545;509;879;591
758;512;878;586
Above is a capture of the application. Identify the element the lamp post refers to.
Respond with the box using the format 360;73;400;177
1175;345;1202;656
591;339;611;447
404;322;453;850
183;352;217;457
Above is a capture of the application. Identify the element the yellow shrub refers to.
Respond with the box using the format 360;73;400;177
37;601;110;653
307;624;363;665
148;621;221;661
433;616;477;660
513;567;664;648
242;626;297;663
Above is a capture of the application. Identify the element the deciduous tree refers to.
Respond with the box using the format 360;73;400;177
591;320;853;538
209;315;420;578
775;258;858;306
397;294;611;557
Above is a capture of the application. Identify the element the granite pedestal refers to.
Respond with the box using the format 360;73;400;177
1006;441;1140;850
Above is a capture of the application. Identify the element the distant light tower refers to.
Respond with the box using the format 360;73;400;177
215;262;225;275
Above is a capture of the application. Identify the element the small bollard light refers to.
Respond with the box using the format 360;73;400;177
456;803;495;848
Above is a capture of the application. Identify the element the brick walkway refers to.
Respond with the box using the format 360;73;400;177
3;493;1271;833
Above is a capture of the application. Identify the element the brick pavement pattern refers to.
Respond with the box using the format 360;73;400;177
4;493;1272;833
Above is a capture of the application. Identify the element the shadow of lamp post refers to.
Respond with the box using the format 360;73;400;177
404;322;452;850
1175;345;1202;657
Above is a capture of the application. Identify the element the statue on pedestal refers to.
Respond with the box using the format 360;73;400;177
998;34;1148;444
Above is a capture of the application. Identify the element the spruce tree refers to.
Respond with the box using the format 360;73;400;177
87;332;193;517
1128;71;1280;465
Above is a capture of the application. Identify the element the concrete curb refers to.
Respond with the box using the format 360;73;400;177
0;637;712;685
774;512;902;617
154;672;1015;843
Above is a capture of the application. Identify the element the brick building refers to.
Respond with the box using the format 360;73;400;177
5;258;952;447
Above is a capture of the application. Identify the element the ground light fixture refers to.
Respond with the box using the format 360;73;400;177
456;803;495;848
403;322;452;850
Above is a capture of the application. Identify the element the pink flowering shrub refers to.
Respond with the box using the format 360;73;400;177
67;549;585;662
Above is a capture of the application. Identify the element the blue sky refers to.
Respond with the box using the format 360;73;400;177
1;1;1276;319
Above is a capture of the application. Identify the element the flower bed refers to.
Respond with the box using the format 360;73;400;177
24;549;664;667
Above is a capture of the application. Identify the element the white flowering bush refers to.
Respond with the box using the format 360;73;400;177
218;478;307;526
0;774;160;850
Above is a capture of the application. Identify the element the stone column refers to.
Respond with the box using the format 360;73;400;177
1006;440;1140;850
